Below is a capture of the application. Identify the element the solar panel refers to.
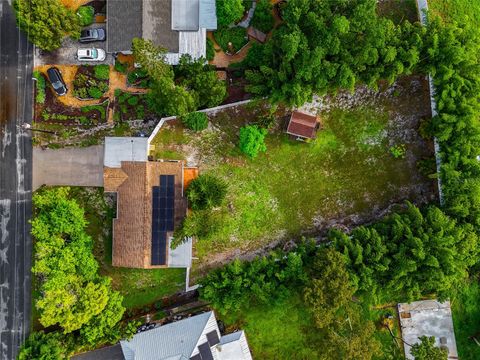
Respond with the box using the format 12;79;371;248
206;331;220;346
151;175;175;265
198;343;214;360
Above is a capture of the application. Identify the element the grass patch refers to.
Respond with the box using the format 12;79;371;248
451;279;480;360
33;70;46;104
66;187;185;310
429;0;480;27
214;27;248;53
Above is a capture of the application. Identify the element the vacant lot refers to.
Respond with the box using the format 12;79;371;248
151;75;436;269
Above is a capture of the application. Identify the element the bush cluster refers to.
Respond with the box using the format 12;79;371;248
186;174;227;210
81;102;108;121
114;59;128;74
94;64;110;80
33;70;46;104
214;27;248;54
239;125;268;158
206;38;215;61
76;5;94;26
251;0;274;33
181;112;209;131
73;67;109;99
216;0;245;28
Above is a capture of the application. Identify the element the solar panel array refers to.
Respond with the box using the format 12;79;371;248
151;175;175;265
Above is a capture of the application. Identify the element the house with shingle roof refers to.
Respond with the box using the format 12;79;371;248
72;311;253;360
103;137;193;269
106;0;217;64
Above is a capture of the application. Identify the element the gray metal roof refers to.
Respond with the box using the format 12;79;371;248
106;0;143;53
72;344;125;360
143;0;180;52
171;0;199;31
199;0;217;30
104;137;149;168
168;236;192;268
120;312;214;360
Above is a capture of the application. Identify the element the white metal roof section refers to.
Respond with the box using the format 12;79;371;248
104;137;149;168
199;0;217;30
168;237;193;268
171;0;199;31
165;28;207;65
398;300;458;360
215;331;253;360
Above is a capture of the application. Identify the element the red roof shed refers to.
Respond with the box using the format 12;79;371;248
286;111;319;139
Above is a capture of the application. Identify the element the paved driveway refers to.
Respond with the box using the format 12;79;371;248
34;23;113;66
33;145;104;190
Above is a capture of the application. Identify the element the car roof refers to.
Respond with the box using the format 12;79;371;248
47;67;60;80
78;49;91;56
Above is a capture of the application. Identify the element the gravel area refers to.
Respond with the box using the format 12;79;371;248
34;23;113;66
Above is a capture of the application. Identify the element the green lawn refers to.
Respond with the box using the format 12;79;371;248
451;280;480;360
67;188;185;310
429;0;480;27
151;79;434;260
219;291;404;360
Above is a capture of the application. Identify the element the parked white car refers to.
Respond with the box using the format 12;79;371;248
77;48;106;62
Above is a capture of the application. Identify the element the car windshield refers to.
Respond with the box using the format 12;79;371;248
91;49;98;58
52;81;63;90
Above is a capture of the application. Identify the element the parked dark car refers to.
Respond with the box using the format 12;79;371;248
79;28;106;43
46;67;67;96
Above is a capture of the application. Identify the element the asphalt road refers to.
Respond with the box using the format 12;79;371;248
0;0;33;358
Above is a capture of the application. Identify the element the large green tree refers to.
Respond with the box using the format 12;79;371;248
17;332;64;360
186;174;227;210
410;336;448;360
331;203;479;301
14;0;80;51
216;0;245;28
245;0;424;106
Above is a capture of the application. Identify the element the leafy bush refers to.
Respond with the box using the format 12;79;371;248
88;86;103;99
127;96;139;106
186;174;227;210
136;104;145;119
216;0;245;27
251;0;274;33
206;38;215;61
118;92;131;104
114;59;128;74
18;331;63;360
81;102;107;121
114;89;122;97
181;112;208;131
239;125;267;158
33;70;46;104
76;5;94;26
389;144;406;158
214;27;248;53
127;68;149;85
94;64;110;80
97;81;109;93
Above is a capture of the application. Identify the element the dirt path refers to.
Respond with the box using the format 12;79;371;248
35;65;147;123
61;0;91;10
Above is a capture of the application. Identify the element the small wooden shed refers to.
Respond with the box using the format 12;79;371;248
286;111;319;139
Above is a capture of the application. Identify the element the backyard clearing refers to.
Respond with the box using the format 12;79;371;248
150;75;437;272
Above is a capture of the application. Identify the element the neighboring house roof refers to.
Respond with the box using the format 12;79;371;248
106;0;216;64
120;311;253;360
71;344;124;360
286;111;319;139
398;300;458;360
106;0;143;54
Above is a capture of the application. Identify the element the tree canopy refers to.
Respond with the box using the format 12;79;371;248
239;125;268;158
216;0;245;28
14;0;81;51
410;336;448;360
17;331;64;360
186;174;227;210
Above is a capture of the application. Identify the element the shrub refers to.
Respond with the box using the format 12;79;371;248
88;87;103;99
206;38;215;61
216;0;245;27
114;59;128;74
389;144;406;158
76;6;94;26
97;81;109;93
74;87;88;99
94;64;110;80
239;125;267;158
186;174;227;210
127;96;139;106
214;27;248;53
181;112;208;131
136;105;145;119
251;0;274;33
33;71;46;104
81;103;107;121
114;89;122;97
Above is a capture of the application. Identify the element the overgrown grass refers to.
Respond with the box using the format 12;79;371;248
451;279;480;359
67;187;185;310
429;0;480;27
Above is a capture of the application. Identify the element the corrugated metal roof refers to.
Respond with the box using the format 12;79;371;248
216;331;253;360
120;312;214;360
199;0;217;30
168;236;192;268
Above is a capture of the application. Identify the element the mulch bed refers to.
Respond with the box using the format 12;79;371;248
34;75;108;127
73;65;109;100
222;69;252;104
